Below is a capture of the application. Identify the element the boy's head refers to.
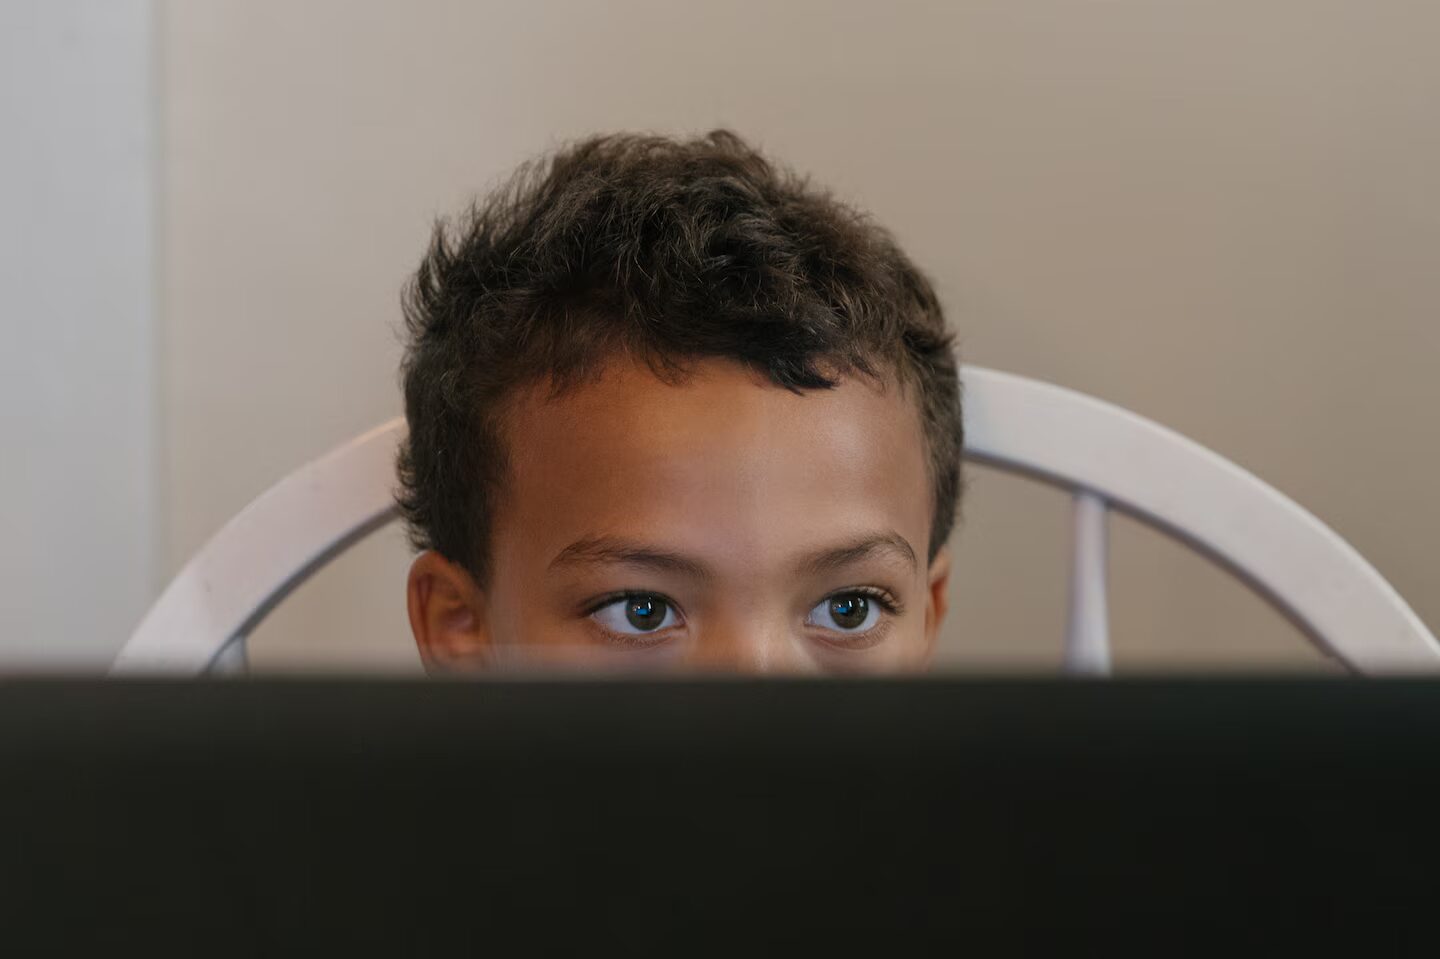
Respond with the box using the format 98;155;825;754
398;130;961;674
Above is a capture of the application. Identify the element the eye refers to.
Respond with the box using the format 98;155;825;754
590;594;682;637
805;592;883;633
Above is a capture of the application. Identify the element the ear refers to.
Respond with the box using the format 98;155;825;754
407;550;489;673
922;547;952;661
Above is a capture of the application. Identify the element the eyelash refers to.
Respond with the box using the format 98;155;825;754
582;587;904;649
582;591;677;618
830;586;903;617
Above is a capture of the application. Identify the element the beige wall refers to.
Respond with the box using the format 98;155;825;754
161;0;1440;673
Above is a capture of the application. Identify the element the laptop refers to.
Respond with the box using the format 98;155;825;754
2;678;1436;952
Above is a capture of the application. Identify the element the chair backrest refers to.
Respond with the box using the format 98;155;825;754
113;366;1440;676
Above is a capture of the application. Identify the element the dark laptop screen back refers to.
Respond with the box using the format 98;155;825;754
2;679;1436;951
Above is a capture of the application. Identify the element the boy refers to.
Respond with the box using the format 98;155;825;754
398;131;961;674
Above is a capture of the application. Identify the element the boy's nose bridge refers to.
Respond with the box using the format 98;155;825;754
686;619;805;675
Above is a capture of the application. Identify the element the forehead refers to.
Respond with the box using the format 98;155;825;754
492;356;933;569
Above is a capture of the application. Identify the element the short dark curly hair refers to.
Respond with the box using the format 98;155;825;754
397;129;961;584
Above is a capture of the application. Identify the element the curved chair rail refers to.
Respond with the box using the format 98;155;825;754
113;366;1440;676
115;420;405;674
961;367;1439;673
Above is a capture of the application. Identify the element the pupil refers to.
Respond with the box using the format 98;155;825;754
625;597;666;631
829;595;868;629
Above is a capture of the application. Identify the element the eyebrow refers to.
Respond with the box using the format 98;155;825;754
797;532;918;577
549;531;919;581
549;536;712;580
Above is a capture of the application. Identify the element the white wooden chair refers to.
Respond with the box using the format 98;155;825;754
113;366;1440;676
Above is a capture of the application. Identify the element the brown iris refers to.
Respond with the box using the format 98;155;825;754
625;596;668;631
827;595;869;629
